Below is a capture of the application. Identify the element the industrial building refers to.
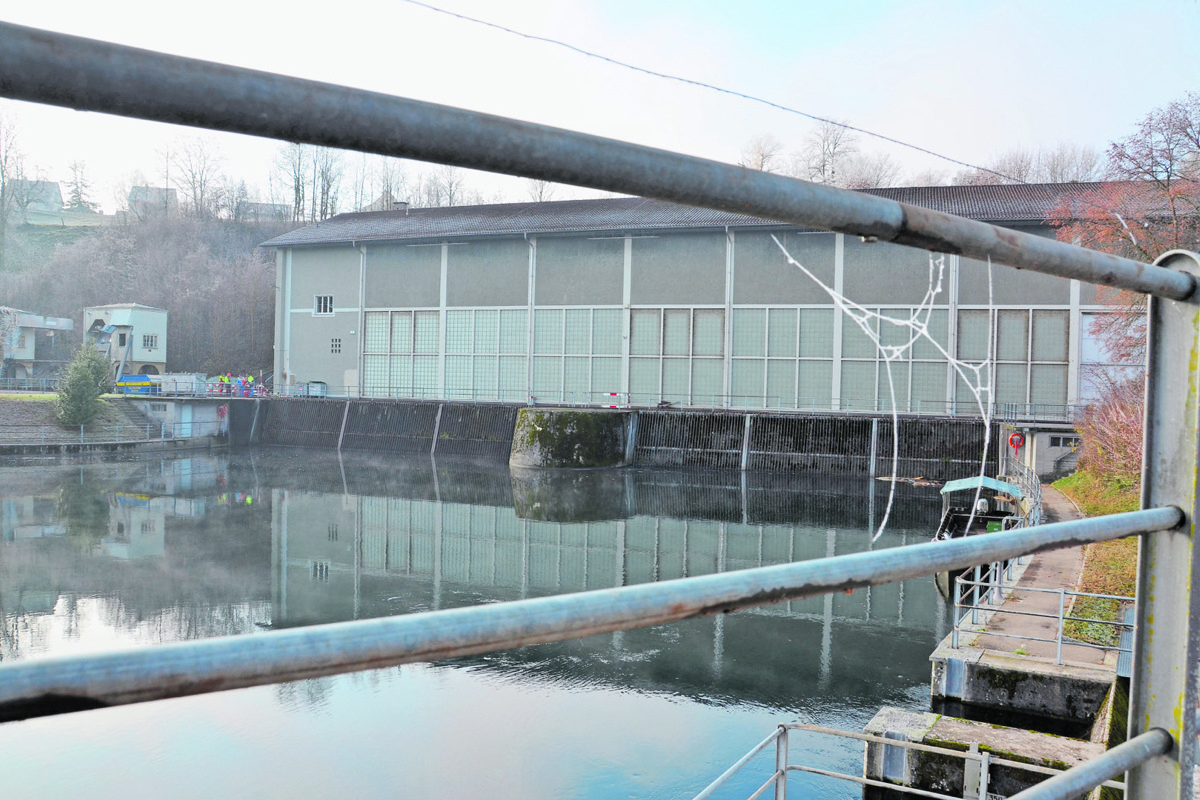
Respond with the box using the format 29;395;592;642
83;303;168;378
262;184;1131;415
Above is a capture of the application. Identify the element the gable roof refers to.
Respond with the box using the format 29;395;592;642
260;182;1118;249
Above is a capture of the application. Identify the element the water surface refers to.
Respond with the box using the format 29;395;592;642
0;449;947;799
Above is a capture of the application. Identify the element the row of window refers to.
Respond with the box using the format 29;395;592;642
351;305;1073;408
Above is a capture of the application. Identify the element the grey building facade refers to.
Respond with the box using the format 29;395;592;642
262;185;1128;414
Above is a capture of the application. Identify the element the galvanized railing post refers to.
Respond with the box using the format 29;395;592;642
1131;250;1200;799
1056;589;1065;665
774;724;788;800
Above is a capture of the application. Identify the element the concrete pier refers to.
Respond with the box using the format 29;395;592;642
509;408;633;468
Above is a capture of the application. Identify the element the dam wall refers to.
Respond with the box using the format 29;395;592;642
235;398;998;480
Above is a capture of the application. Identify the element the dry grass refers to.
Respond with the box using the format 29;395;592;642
1055;469;1139;646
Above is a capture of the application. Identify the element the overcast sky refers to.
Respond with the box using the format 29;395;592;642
2;0;1198;213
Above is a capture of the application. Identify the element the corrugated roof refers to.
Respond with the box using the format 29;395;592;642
261;182;1116;249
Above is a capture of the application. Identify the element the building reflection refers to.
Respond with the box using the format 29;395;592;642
1;450;948;708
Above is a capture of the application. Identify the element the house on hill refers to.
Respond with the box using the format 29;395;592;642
128;186;178;220
3;179;64;219
235;200;292;222
83;303;168;378
260;183;1137;417
0;306;74;381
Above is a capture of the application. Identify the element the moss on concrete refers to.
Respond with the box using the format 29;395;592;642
510;408;628;469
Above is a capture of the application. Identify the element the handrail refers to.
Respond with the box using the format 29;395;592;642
696;721;1130;800
0;508;1180;722
0;22;1193;302
1007;729;1173;800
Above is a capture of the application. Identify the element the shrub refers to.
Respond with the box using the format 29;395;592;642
55;342;112;425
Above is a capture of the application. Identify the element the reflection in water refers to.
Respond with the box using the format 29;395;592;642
0;449;946;799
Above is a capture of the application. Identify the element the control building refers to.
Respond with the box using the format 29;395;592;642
261;184;1133;415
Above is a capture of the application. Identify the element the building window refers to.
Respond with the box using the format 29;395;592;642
310;560;330;582
1050;435;1081;448
140;519;157;533
331;338;342;354
328;524;339;541
143;334;158;349
16;332;25;349
314;295;334;316
118;332;127;346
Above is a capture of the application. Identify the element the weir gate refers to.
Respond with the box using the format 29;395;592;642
230;397;999;481
1;22;1198;800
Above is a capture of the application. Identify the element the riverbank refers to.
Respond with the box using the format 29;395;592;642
1054;469;1139;645
0;395;150;440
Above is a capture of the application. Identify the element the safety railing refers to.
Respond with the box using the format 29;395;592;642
998;403;1087;425
951;567;1134;666
0;377;62;392
693;722;1132;800
0;420;226;445
246;384;1091;423
0;23;1197;799
1002;450;1044;528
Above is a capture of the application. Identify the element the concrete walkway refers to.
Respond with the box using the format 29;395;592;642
961;485;1118;669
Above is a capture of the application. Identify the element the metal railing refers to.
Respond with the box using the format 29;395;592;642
0;23;1197;799
0;420;226;445
0;377;62;392
998;403;1087;425
1003;450;1044;528
952;566;1134;665
693;722;1133;800
259;384;1090;423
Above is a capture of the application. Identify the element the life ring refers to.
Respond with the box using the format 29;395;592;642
217;404;228;418
1008;432;1025;449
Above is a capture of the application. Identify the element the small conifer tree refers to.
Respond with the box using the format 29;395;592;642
56;342;112;426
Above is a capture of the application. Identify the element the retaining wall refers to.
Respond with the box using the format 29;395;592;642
246;399;999;481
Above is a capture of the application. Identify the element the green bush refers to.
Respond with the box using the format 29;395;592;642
55;343;112;426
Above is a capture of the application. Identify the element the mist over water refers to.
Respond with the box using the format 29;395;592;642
0;449;947;799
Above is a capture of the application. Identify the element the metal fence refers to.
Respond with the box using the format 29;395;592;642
263;382;1087;422
693;722;1131;800
950;563;1134;666
0;23;1196;800
0;420;224;444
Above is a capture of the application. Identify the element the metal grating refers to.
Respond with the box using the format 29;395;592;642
258;398;346;449
435;404;519;459
634;411;745;469
340;400;440;454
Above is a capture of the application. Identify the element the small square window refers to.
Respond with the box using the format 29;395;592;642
331;338;342;354
142;334;158;349
314;295;334;315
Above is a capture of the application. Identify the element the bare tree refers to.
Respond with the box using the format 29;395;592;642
0;104;20;267
906;168;950;187
374;156;407;210
171;137;224;218
274;143;309;221
525;178;556;202
415;165;468;208
309;147;343;221
1038;143;1103;183
838;152;902;189
795;121;858;185
738;134;785;172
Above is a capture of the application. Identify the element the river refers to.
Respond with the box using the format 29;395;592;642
0;449;947;799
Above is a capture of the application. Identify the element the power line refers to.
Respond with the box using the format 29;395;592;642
397;0;1024;184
